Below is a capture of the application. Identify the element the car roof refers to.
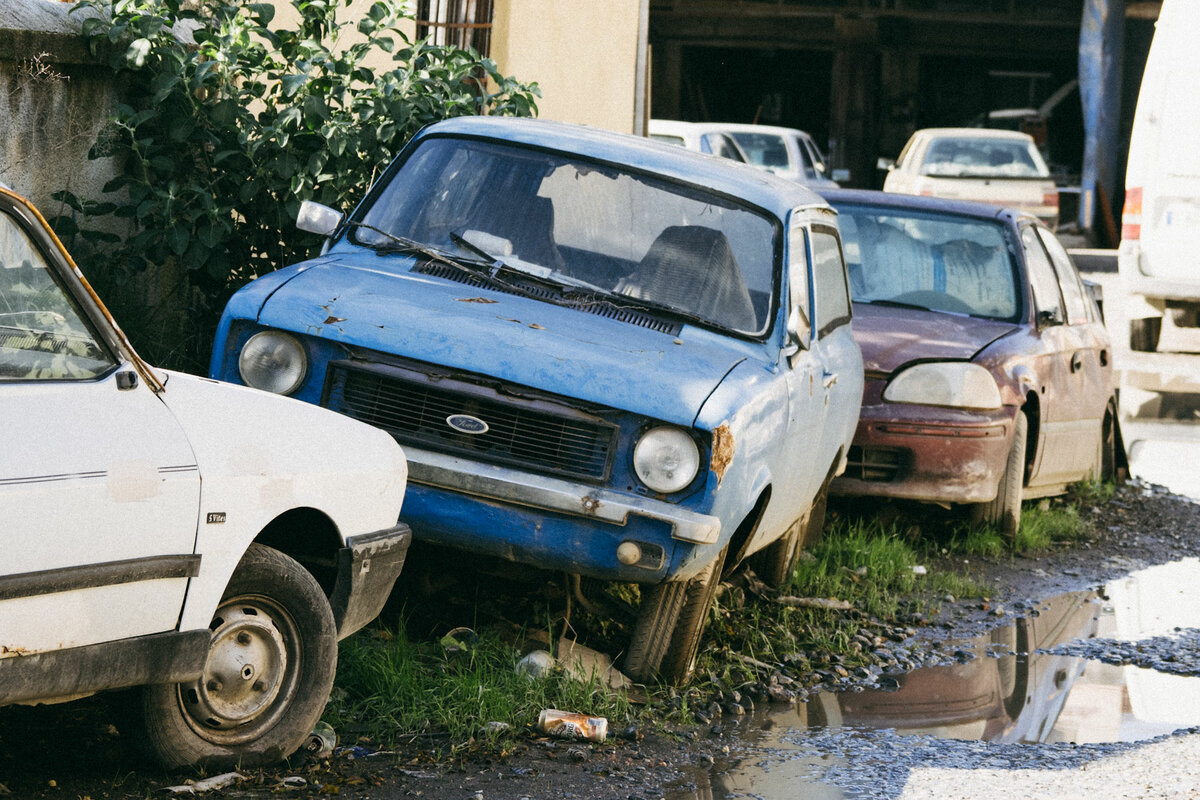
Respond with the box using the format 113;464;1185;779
415;117;827;218
817;187;1034;225
911;127;1038;143
699;122;817;140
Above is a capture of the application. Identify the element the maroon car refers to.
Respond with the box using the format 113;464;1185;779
820;189;1117;536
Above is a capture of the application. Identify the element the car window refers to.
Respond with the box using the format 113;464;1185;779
703;134;746;162
895;136;917;170
788;222;811;345
727;131;790;170
1021;226;1065;325
810;225;851;337
357;136;778;336
922;137;1049;178
833;203;1019;321
0;210;115;381
787;134;818;180
1035;227;1091;325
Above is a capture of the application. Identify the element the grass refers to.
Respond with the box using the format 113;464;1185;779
326;623;634;751
323;481;1114;753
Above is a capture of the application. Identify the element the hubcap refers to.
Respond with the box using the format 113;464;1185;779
182;599;292;733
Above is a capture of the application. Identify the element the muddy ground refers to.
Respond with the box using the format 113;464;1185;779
2;480;1198;800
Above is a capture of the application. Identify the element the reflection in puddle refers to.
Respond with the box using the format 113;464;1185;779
669;561;1200;800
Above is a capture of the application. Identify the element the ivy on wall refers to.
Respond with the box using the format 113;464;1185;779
54;0;539;370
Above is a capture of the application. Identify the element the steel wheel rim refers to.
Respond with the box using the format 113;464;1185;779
178;594;301;745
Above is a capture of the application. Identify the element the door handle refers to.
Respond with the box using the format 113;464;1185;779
1070;352;1083;373
822;372;838;389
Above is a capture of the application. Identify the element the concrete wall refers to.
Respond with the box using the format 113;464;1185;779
492;0;643;134
0;0;120;213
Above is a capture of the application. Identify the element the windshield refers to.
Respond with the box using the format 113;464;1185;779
355;137;778;335
834;204;1020;321
921;137;1050;178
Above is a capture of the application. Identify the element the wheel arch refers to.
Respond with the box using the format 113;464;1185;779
254;507;342;596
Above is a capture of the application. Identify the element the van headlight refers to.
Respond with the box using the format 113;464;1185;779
238;331;308;395
883;362;1001;410
633;426;700;494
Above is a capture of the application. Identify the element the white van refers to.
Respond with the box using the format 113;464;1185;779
1118;0;1200;352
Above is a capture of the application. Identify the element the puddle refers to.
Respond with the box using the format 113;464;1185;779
668;560;1200;800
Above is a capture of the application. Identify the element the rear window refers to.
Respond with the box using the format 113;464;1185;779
921;137;1049;179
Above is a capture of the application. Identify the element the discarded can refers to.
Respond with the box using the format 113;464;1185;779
536;709;608;742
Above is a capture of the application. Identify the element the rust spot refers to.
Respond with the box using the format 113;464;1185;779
323;315;346;324
581;496;601;515
528;323;545;330
711;423;735;485
455;297;499;304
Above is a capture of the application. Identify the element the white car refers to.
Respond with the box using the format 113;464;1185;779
705;122;839;187
647;119;751;163
0;185;411;769
880;127;1059;229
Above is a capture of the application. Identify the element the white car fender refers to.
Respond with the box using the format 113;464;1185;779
155;371;407;632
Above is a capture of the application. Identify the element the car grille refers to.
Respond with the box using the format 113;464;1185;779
844;446;903;482
324;361;618;482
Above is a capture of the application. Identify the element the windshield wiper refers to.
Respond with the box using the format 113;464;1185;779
866;298;935;312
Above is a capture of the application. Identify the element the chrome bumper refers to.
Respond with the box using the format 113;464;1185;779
405;446;721;545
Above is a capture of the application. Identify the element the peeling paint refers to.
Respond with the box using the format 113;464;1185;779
711;423;735;485
455;297;499;304
323;315;345;324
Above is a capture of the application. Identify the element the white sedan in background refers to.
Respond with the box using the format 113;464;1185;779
880;127;1059;229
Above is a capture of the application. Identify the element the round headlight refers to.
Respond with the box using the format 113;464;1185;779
883;362;1002;410
633;426;701;494
238;331;308;395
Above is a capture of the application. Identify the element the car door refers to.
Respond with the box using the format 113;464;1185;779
1019;223;1095;488
1036;226;1112;456
807;220;862;480
0;203;201;657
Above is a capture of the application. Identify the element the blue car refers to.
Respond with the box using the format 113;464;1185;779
210;117;863;683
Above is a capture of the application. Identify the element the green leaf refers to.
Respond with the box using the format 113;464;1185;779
281;73;309;97
166;225;190;255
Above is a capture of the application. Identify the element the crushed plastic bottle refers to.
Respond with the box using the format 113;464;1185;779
536;709;607;742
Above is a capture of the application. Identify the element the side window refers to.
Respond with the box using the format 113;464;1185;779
811;225;852;337
0;211;115;380
787;223;811;346
1036;227;1091;324
1021;226;1065;325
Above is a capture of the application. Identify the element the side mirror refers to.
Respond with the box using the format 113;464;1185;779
296;200;343;237
1037;308;1064;328
784;307;811;363
876;157;896;172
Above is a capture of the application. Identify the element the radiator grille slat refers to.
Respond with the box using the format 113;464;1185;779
325;364;616;481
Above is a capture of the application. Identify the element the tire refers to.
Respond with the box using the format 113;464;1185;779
972;410;1027;539
658;548;728;685
1090;404;1117;483
750;487;827;590
136;544;337;770
1129;317;1162;352
623;579;687;683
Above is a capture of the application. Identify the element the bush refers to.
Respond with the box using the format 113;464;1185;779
56;0;539;370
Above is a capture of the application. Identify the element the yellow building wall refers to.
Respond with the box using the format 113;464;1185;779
491;0;642;134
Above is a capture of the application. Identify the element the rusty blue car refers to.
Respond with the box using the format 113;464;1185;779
210;117;862;683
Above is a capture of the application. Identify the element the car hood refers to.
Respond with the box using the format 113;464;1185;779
256;256;754;427
852;302;1018;374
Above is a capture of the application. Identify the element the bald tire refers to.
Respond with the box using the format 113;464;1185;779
751;489;828;589
658;548;727;685
624;579;687;683
973;410;1027;539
